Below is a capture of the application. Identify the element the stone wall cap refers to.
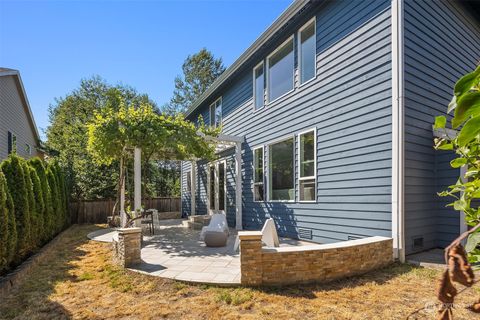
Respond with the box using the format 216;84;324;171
238;231;262;240
117;227;142;234
262;236;392;253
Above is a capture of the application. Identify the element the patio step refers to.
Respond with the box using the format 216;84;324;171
187;221;205;230
186;215;211;230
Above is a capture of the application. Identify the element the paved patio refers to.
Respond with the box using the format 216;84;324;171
88;219;311;285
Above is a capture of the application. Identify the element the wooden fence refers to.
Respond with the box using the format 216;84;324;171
70;197;181;224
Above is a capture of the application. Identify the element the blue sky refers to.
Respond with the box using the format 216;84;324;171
0;0;291;139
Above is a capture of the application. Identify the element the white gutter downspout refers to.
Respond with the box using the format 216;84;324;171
392;0;405;262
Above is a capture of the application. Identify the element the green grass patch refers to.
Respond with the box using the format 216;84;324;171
215;288;253;306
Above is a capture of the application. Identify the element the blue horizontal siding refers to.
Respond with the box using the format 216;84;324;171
184;0;392;245
403;0;480;253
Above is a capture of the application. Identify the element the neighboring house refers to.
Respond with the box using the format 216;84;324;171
0;68;43;160
181;0;480;261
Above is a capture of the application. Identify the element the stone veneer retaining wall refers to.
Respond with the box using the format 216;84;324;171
239;231;393;286
112;227;142;267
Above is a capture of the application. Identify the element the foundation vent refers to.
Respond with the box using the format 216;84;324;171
298;228;312;240
348;235;363;241
412;237;424;250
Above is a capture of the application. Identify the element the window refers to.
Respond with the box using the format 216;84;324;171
268;37;294;102
209;98;222;127
253;147;264;201
299;130;316;201
209;165;215;209
25;144;32;155
254;63;265;110
299;19;316;84
268;137;294;201
7;131;16;154
186;171;192;192
218;162;225;211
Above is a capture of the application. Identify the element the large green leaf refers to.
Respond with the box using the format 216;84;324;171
434;115;446;129
452;92;480;128
450;157;467;168
466;232;480;253
454;66;480;97
457;116;480;146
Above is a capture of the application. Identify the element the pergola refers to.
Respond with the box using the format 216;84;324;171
120;133;245;230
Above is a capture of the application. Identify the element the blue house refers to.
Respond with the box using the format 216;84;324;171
181;0;480;262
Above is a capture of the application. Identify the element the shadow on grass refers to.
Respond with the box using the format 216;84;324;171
252;263;431;299
0;224;103;320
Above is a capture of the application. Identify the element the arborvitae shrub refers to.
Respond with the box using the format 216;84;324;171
28;166;44;248
0;155;31;260
29;158;52;243
23;162;37;250
0;172;9;272
46;166;62;234
5;188;17;267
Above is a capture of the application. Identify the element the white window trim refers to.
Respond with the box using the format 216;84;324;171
209;97;223;128
297;128;317;203
267;135;296;203
25;143;32;155
298;17;317;87
253;62;265;113
252;145;265;202
266;35;295;105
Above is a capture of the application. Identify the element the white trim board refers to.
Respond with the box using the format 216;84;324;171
391;0;405;263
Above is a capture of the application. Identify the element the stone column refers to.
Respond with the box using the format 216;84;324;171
239;231;263;286
113;227;142;267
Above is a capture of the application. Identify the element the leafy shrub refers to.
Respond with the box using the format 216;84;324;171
28;158;52;243
0;172;13;272
0;155;31;260
28;166;45;247
46;165;62;234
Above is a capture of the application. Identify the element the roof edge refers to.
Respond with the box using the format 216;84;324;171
185;0;311;118
0;68;42;143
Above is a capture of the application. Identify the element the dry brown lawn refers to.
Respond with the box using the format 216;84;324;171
0;225;479;320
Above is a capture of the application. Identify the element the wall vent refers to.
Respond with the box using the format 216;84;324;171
298;228;312;240
412;237;424;250
348;235;363;241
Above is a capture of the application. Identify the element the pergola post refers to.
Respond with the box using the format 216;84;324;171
134;147;142;225
235;141;243;230
120;157;126;227
191;160;196;216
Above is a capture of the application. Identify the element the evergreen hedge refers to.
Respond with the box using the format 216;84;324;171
0;154;69;274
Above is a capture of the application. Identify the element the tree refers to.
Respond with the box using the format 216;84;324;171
0;155;31;259
45;76;153;201
29;158;53;243
165;48;225;114
434;65;480;317
87;96;219;225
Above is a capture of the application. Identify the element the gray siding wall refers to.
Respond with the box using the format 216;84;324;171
403;0;480;253
183;0;393;243
0;75;40;160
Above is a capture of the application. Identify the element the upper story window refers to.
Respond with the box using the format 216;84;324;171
209;97;222;128
298;129;316;202
7;131;16;154
253;63;265;110
299;19;316;84
268;137;294;201
253;146;264;201
267;37;294;102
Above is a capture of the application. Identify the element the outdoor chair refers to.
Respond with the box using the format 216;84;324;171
233;218;279;251
140;209;157;235
200;213;229;247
